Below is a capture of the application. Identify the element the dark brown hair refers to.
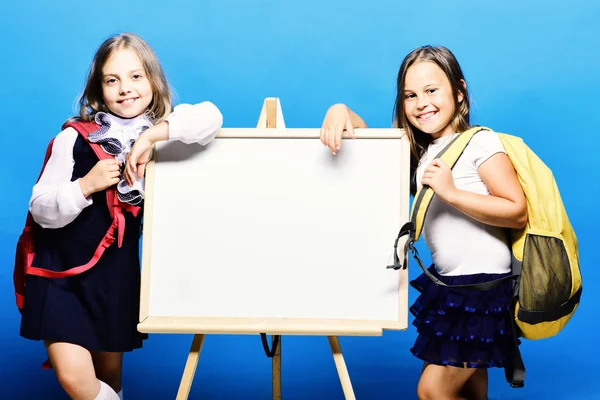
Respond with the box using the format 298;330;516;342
392;45;470;194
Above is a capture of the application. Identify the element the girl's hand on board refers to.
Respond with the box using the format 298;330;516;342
79;159;122;197
320;104;357;155
421;159;457;202
125;134;153;187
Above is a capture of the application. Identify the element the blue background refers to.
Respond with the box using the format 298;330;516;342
1;0;598;399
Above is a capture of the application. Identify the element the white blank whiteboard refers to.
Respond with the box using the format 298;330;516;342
138;128;410;336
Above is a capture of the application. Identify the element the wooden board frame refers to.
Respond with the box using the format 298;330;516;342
137;98;410;399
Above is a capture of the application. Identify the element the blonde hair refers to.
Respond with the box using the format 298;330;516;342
72;32;172;123
392;45;470;194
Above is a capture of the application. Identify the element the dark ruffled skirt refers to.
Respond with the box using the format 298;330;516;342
409;265;515;368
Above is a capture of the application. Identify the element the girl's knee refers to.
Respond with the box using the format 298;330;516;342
45;342;98;398
417;379;439;400
55;367;98;397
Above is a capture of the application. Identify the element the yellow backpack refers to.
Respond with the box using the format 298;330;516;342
387;126;582;387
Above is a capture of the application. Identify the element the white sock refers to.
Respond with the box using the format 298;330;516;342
117;389;123;400
94;380;120;400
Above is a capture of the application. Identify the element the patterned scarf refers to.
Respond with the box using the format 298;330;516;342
88;112;153;205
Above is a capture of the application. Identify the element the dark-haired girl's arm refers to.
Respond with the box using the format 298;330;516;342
320;104;367;155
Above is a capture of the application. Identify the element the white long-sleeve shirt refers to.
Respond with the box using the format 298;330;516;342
29;101;223;229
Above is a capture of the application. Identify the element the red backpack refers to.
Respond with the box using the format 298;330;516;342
14;121;141;313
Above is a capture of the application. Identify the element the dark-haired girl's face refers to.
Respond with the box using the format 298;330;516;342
403;61;462;139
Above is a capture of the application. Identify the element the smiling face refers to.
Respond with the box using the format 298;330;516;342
403;61;464;140
101;47;153;119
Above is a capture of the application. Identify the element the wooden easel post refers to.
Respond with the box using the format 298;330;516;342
328;336;356;400
176;334;205;400
256;97;284;400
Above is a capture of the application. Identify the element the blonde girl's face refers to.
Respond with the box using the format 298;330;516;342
403;61;463;140
101;48;153;119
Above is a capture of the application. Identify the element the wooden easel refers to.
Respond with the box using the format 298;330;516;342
174;98;357;400
256;97;284;400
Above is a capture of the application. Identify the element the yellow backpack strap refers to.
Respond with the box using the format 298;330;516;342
413;126;491;238
386;126;491;271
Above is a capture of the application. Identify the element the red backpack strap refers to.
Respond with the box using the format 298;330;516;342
62;121;117;216
62;120;141;216
26;120;137;279
25;123;139;371
14;138;57;310
64;120;137;244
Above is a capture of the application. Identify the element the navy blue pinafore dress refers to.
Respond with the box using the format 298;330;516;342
20;134;147;352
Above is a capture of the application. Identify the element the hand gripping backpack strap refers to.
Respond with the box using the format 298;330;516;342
386;128;479;271
27;121;134;279
27;121;136;371
387;127;518;291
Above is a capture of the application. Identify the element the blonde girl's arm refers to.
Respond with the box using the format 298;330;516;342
142;101;223;145
162;101;224;145
29;129;93;229
124;101;224;185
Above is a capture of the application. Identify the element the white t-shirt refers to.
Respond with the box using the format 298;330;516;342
415;129;512;276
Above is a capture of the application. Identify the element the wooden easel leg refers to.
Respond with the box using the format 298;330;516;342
176;334;205;400
272;335;281;400
257;97;284;400
328;336;356;400
257;98;285;399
